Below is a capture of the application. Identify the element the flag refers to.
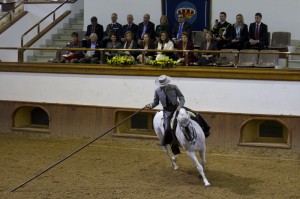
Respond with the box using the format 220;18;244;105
162;0;211;31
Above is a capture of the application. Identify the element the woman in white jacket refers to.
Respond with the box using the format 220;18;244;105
156;31;174;60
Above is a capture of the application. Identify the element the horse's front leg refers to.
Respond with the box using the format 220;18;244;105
186;151;210;187
162;145;179;170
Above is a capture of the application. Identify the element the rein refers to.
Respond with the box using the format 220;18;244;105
180;122;197;142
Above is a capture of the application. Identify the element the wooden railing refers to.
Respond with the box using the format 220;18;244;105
20;0;69;47
0;46;296;68
0;0;26;29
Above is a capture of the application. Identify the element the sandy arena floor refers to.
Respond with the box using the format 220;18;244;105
0;134;299;199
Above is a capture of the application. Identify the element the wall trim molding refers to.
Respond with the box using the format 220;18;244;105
1;62;300;81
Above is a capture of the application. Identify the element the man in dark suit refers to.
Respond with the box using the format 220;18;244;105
146;75;185;155
84;16;104;42
248;12;268;50
121;14;138;43
211;12;232;50
172;14;192;45
136;14;155;46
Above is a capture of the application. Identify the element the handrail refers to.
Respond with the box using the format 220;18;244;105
2;46;297;68
21;0;69;47
0;0;25;23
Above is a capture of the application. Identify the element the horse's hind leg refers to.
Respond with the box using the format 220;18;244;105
186;151;210;187
199;145;207;169
163;145;179;170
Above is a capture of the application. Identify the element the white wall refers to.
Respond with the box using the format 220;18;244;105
0;72;299;116
211;0;300;40
83;0;162;31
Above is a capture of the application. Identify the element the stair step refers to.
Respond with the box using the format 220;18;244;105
290;54;300;60
288;60;300;69
64;24;83;29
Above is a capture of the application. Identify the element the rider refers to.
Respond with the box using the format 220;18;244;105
145;75;184;155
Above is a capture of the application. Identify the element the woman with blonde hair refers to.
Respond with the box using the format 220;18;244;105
230;14;248;50
155;15;172;42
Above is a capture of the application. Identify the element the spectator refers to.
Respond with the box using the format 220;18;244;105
137;33;156;64
79;33;102;64
211;12;232;50
103;13;123;45
104;32;122;62
230;14;248;50
248;12;268;50
172;13;192;46
155;15;172;42
62;32;83;63
156;31;174;60
121;14;138;43
137;14;155;46
84;16;104;42
120;31;139;58
176;32;197;65
197;31;217;66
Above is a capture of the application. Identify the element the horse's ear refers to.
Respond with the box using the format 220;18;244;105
187;111;196;118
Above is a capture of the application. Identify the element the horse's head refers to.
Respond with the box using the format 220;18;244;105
177;108;190;127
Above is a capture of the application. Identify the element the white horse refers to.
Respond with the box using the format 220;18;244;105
153;108;210;187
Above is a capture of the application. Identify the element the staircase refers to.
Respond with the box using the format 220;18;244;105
27;9;84;62
288;40;300;69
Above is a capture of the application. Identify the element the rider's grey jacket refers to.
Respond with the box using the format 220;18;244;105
150;84;185;109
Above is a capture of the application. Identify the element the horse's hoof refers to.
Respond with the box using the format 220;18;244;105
204;184;211;188
173;165;179;171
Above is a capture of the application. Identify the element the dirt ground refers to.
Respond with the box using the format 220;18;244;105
0;134;299;199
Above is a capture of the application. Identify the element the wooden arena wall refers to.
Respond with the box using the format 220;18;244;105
0;101;299;151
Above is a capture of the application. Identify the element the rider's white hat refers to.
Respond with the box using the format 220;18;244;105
155;75;171;87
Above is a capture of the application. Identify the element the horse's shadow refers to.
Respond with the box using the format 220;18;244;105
158;167;261;195
192;169;262;195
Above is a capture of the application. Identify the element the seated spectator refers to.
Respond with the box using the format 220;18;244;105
62;32;83;63
176;32;197;65
79;33;102;64
230;14;248;50
172;13;192;46
211;12;232;50
104;32;122;62
120;31;139;58
155;15;172;42
103;13;123;46
156;31;174;60
121;14;138;43
197;31;217;66
248;12;268;50
84;16;104;42
137;33;156;64
137;14;155;46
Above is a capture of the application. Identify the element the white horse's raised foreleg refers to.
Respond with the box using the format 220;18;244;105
163;145;179;170
186;151;210;187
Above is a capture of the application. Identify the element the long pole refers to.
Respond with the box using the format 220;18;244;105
10;106;146;192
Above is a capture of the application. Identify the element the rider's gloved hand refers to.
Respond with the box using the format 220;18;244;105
145;103;152;109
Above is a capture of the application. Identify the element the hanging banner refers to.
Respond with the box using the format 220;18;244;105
162;0;211;31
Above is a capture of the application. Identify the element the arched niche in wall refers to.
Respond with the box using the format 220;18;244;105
12;106;50;132
239;118;290;148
